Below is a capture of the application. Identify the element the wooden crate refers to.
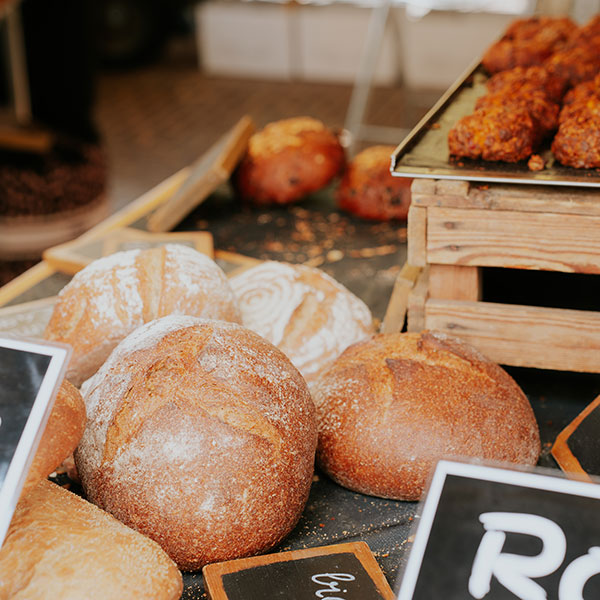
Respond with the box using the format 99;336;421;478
405;178;600;373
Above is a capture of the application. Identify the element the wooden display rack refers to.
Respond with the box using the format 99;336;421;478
404;178;600;373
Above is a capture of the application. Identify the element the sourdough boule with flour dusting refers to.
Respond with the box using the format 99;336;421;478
313;331;540;500
230;261;375;386
44;244;241;386
75;315;317;570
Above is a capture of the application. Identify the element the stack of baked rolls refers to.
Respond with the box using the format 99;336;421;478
3;241;544;595
449;14;600;169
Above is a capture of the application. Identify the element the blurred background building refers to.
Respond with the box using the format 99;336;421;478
0;0;598;282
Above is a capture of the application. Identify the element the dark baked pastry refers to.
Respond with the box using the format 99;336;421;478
234;117;345;206
475;86;559;140
448;105;536;162
482;16;576;74
336;145;411;221
486;65;567;103
552;111;600;168
313;331;541;500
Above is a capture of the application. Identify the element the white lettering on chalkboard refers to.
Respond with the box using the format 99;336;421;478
311;573;356;599
558;547;600;600
468;512;566;599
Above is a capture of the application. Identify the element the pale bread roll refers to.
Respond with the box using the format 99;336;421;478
44;244;241;386
0;480;182;600
75;315;317;571
20;379;86;499
230;261;375;386
314;331;541;500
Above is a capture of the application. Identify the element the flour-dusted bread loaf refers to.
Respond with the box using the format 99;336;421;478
313;331;541;501
0;480;182;600
337;145;412;221
234;117;345;206
230;261;375;387
44;244;241;386
75;315;317;571
20;380;86;499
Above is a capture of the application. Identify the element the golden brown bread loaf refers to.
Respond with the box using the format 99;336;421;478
0;479;182;600
44;244;241;386
20;379;86;499
230;261;375;387
336;145;412;221
75;315;317;571
234;117;345;206
313;331;540;501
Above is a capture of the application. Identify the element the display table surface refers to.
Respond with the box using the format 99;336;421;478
2;182;599;598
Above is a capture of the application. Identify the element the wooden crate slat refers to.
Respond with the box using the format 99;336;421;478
411;178;600;217
428;264;481;301
407;205;427;267
425;298;600;372
426;207;600;273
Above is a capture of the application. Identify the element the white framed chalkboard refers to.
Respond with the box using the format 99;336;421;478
0;336;70;545
397;460;600;600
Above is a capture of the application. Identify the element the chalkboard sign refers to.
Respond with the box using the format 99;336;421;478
396;460;600;600
203;542;395;600
0;336;69;545
552;394;600;481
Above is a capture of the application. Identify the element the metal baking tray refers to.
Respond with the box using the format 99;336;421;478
391;60;600;188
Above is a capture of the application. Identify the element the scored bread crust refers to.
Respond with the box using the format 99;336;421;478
230;261;375;386
44;245;241;386
0;480;182;600
75;315;317;571
20;380;86;499
313;330;541;501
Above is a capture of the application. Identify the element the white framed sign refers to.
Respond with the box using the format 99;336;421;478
0;336;70;545
396;460;600;600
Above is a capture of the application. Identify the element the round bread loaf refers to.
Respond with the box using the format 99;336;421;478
234;117;345;206
313;331;540;500
230;261;375;387
75;315;317;570
1;480;182;600
336;145;412;221
21;379;86;499
44;244;241;386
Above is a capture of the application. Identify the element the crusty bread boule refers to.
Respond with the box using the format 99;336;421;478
313;330;541;500
337;145;411;221
230;261;375;386
235;117;345;206
75;315;317;571
44;244;241;386
0;480;182;600
20;379;86;499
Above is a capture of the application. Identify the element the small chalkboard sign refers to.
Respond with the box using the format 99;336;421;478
203;542;395;600
552;394;600;482
0;336;69;545
396;460;600;600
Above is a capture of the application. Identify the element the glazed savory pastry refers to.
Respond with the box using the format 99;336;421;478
475;86;559;141
234;117;345;206
336;145;412;221
482;16;576;74
486;65;567;103
448;105;536;162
